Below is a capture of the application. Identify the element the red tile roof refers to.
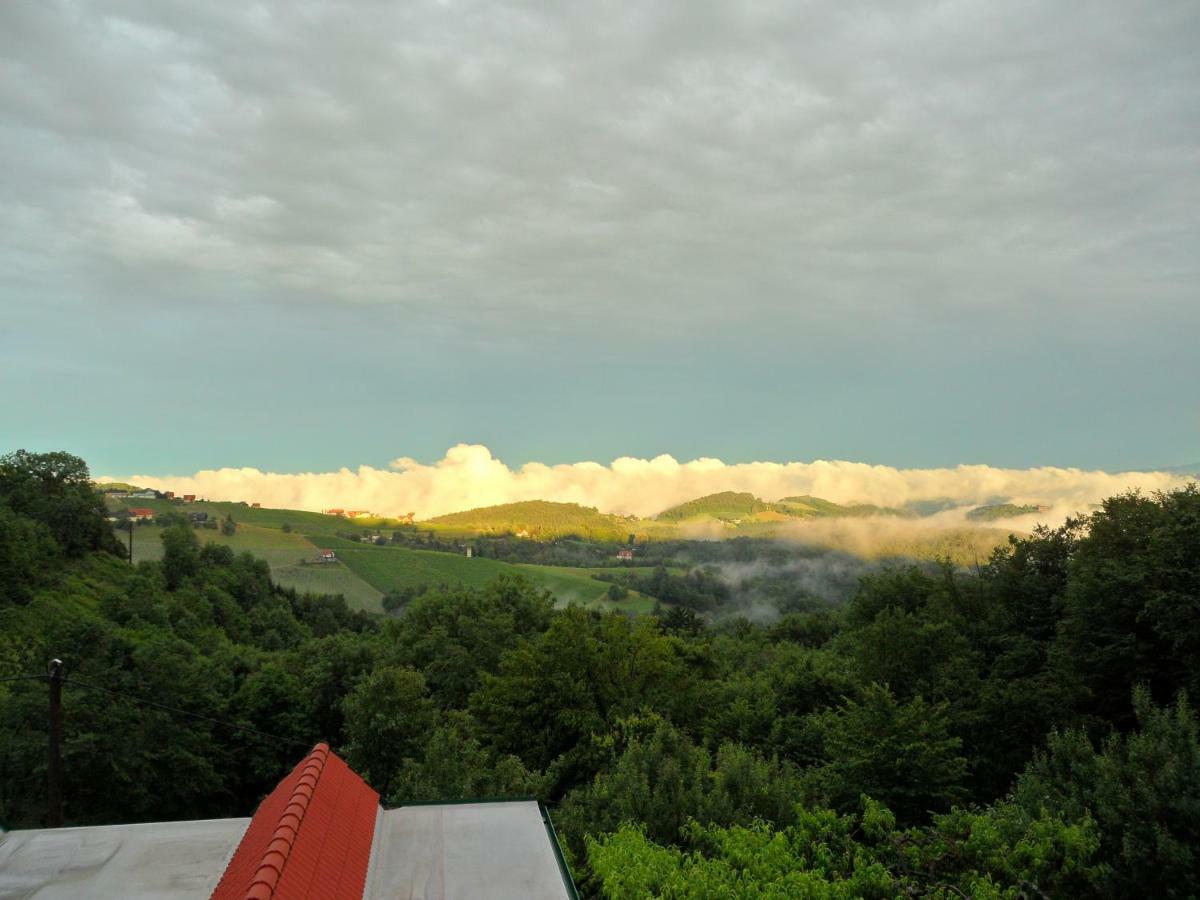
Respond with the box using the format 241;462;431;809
211;743;379;900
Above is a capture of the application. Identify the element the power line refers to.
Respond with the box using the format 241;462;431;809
0;674;47;685
62;676;313;749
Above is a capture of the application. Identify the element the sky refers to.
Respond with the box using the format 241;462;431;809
2;0;1198;481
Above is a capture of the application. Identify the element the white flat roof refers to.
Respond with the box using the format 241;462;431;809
365;801;572;900
0;817;249;900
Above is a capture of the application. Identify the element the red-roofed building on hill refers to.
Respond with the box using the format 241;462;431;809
0;744;577;899
127;507;155;521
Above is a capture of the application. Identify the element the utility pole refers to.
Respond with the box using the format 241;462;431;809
47;658;64;827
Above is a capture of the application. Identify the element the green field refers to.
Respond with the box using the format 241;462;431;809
305;538;656;612
115;523;385;613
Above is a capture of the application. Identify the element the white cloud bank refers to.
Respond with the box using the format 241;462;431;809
118;444;1195;522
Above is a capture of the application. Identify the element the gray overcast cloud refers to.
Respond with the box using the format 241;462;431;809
4;0;1197;335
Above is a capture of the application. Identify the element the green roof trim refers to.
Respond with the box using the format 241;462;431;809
539;802;580;900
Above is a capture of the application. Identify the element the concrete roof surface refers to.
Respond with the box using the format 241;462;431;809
0;817;250;900
365;801;571;900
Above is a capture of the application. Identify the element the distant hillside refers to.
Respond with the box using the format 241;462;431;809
901;498;961;516
776;495;910;518
966;503;1045;522
94;481;144;493
426;500;634;540
657;491;907;523
656;492;770;522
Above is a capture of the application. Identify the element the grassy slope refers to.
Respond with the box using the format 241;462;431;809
776;496;910;518
115;523;384;613
426;500;635;540
658;491;909;523
656;492;769;522
305;537;656;611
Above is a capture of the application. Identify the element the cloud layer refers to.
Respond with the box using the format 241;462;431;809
119;444;1194;521
3;1;1197;333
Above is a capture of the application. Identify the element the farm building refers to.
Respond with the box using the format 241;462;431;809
163;491;175;500
324;508;345;517
315;549;337;564
0;743;576;899
127;508;154;521
183;494;196;503
616;548;635;560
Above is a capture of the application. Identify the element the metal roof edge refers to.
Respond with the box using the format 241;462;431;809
385;794;540;808
538;802;580;900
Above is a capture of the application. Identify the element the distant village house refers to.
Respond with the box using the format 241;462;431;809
315;549;337;564
183;494;196;503
616;548;635;560
127;508;154;522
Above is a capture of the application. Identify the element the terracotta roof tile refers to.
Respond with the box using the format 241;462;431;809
211;743;379;900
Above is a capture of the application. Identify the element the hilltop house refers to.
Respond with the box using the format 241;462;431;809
183;494;196;503
163;491;175;500
324;508;345;517
127;508;155;522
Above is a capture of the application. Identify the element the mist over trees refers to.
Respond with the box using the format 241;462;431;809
1;451;1198;897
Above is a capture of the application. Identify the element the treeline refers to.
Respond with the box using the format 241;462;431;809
1;451;1198;897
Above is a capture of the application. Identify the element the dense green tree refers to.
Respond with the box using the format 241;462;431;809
1012;687;1200;898
383;575;554;708
388;711;540;804
160;523;200;590
588;794;1103;899
1055;487;1200;726
0;450;122;558
559;715;803;857
0;506;58;605
809;683;968;824
471;608;689;784
341;666;436;796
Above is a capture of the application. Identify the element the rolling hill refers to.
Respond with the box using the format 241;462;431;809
966;503;1046;522
656;491;908;523
655;492;771;522
427;500;636;540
